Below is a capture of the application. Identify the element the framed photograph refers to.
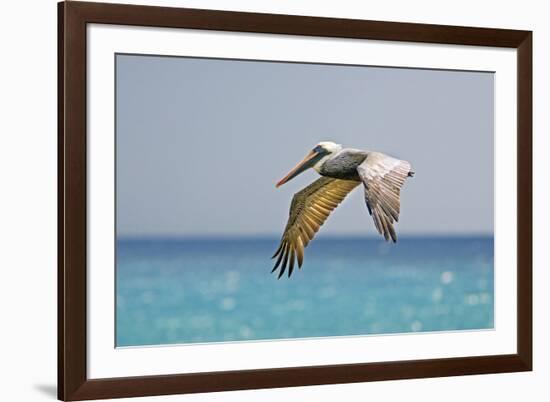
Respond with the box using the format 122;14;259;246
58;1;532;400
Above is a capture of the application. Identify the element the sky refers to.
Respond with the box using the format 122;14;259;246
116;54;494;237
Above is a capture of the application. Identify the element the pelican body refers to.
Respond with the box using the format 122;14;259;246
273;141;414;278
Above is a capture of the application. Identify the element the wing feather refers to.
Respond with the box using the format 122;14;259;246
272;177;360;278
357;152;414;243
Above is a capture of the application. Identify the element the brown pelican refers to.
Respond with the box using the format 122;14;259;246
273;141;414;278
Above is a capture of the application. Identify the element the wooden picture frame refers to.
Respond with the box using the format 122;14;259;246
58;1;532;400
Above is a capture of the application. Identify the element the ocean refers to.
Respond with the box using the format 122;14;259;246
116;236;494;347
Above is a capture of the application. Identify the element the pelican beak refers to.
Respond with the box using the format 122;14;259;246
276;150;321;188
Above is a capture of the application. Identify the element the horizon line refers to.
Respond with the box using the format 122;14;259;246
117;233;494;240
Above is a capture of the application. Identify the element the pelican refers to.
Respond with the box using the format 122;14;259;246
272;141;414;278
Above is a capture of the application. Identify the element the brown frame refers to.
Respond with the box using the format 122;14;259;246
58;1;532;400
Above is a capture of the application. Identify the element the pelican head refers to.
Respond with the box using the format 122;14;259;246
276;141;342;188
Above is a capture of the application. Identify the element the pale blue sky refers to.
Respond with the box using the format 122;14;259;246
116;54;494;237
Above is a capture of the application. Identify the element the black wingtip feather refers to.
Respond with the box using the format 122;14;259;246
277;267;285;279
288;249;295;278
271;243;283;259
277;247;289;279
271;243;286;273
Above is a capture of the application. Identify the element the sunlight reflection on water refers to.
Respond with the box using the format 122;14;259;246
116;236;494;347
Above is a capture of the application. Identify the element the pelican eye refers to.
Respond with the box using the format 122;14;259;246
313;145;323;153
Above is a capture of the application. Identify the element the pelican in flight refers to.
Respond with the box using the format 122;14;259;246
272;141;414;278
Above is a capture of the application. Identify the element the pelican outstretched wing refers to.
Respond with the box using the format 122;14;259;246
357;152;414;243
272;177;360;278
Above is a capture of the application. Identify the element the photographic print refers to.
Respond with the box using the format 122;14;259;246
59;3;532;399
115;54;494;347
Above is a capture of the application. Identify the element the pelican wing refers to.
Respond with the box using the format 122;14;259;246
357;152;413;243
272;177;360;278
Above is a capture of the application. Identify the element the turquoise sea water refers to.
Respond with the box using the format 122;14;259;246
116;236;494;347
